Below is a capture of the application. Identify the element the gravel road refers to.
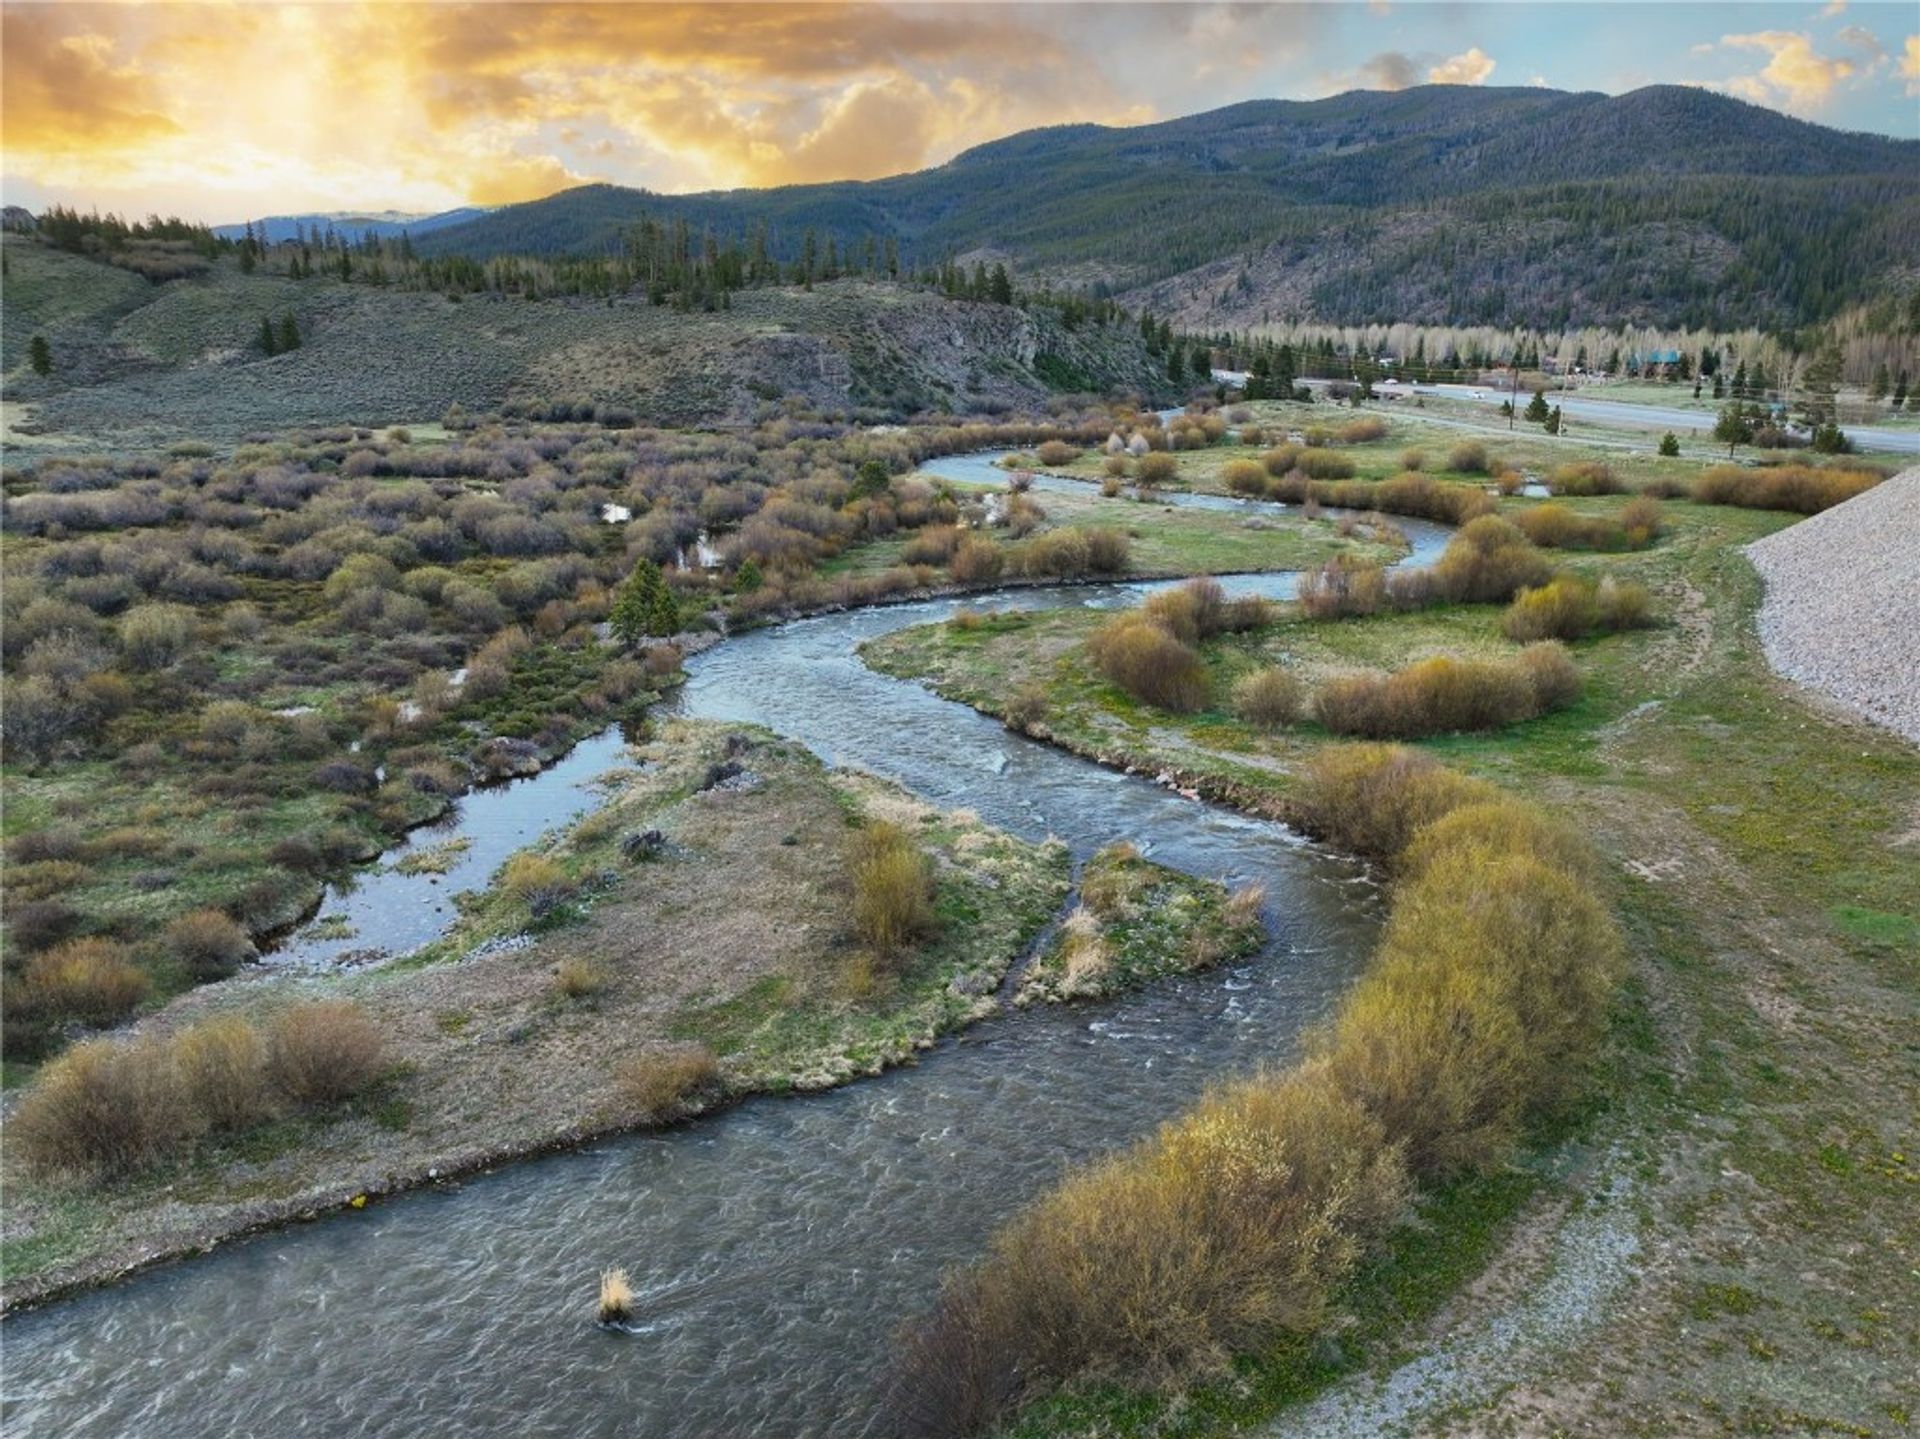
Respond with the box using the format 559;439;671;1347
1747;466;1920;746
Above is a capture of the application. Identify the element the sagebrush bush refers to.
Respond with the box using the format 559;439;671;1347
849;820;936;957
1231;667;1303;730
12;1036;188;1177
617;1043;721;1120
1339;417;1387;443
1088;615;1210;712
267;1001;385;1105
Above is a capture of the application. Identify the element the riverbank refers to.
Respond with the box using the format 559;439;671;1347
0;722;1072;1310
866;494;1920;1434
1;711;1284;1314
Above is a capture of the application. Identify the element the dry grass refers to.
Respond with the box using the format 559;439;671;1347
616;1043;721;1120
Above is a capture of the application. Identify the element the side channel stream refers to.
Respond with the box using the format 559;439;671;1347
2;464;1452;1439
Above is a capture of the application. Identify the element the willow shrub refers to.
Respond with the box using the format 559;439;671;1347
888;743;1625;1433
1088;614;1210;713
1314;644;1581;740
1503;574;1656;643
1692;463;1879;515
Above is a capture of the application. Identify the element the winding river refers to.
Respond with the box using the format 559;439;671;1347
2;461;1451;1439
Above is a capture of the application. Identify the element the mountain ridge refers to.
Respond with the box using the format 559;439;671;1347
409;84;1918;332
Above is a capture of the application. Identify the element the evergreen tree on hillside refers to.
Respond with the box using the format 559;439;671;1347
278;313;301;351
1524;389;1550;423
259;318;278;356
28;335;52;376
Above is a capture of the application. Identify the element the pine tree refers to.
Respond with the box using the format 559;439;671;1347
259;317;278;356
850;459;891;501
734;557;763;593
1544;405;1562;435
1524;389;1550;423
1867;362;1891;403
1659;432;1680;457
278;313;301;351
610;559;677;644
28;335;52;376
1166;345;1186;383
1713;404;1754;458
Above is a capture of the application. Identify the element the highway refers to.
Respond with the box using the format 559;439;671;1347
1393;381;1920;455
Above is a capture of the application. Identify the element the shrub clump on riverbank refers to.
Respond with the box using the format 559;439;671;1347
11;1001;386;1179
1314;643;1582;739
886;745;1624;1434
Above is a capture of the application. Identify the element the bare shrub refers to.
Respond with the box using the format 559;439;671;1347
1339;417;1387;443
1446;441;1490;474
164;908;256;981
174;1016;273;1132
16;938;149;1026
554;958;606;999
1292;743;1497;861
1088;616;1209;713
1432;516;1552;603
1547;461;1624;496
1692;464;1878;515
267;1001;385;1106
12;1036;188;1178
1231;667;1303;730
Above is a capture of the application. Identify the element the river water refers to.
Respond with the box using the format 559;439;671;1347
2;464;1450;1439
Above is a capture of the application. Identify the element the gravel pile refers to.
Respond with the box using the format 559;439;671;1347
1747;466;1920;745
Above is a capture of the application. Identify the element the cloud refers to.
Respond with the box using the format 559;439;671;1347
1902;34;1920;95
1428;47;1497;86
1835;24;1884;58
1819;0;1846;17
0;9;182;158
1357;51;1422;90
1721;30;1855;109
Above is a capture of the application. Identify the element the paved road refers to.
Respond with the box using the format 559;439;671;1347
1398;381;1920;455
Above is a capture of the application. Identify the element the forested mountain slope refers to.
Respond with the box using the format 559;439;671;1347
417;85;1920;333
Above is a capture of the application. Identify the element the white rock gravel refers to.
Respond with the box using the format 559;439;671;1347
1746;465;1920;747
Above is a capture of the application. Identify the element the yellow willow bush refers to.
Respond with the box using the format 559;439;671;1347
887;743;1625;1432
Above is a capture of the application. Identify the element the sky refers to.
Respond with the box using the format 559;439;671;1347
2;1;1915;224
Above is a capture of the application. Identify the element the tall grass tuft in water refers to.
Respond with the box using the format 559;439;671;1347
598;1267;636;1325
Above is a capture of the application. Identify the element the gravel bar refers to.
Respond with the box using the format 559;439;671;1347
1747;465;1920;746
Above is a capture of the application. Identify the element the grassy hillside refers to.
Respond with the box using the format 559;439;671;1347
415;85;1920;332
0;239;1172;447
